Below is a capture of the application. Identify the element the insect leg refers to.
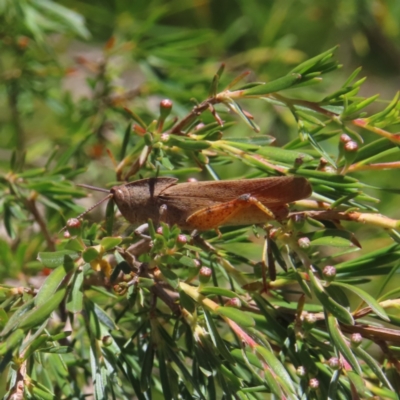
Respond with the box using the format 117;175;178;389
134;223;151;239
186;193;276;231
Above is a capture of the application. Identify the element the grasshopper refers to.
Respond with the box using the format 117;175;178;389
75;176;311;231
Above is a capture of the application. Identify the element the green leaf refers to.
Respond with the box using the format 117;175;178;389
327;314;361;374
65;238;85;252
305;229;359;248
330;281;389;321
200;287;239;298
35;262;71;306
256;346;297;398
34;0;90;39
105;198;115;237
178;255;198;268
82;247;100;263
257;146;314;165
290;46;338;74
167;136;211;150
0;329;24;355
18;287;67;330
66;268;84;313
203;309;235;363
353;346;394;391
16;168;46;178
140;343;155;392
0;298;35;337
216;307;255;327
223;136;275;148
309;269;354;325
242;74;302;96
347;370;367;396
100;236;122;251
37;250;80;269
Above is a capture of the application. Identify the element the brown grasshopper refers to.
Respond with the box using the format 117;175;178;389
75;176;311;231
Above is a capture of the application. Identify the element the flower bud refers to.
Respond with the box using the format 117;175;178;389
65;218;81;236
340;134;352;143
225;297;241;308
351;333;362;347
328;357;341;370
296;366;306;378
309;378;319;390
160;133;170;142
102;335;113;347
322;265;336;282
298;237;311;249
67;218;81;228
193;259;201;268
344;140;358;153
157;99;173;132
302;312;317;330
177;234;187;245
199;266;212;284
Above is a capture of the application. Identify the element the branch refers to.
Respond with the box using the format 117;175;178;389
25;195;56;251
292;201;400;231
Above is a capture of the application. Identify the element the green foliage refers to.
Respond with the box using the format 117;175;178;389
1;1;400;399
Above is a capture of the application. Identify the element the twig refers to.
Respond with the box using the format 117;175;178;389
292;199;400;231
168;97;219;135
25;196;56;251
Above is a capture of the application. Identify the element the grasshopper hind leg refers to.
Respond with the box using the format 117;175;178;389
186;194;279;231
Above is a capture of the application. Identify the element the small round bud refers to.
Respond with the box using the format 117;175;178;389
294;156;304;167
160;99;173;110
156;227;163;235
160;133;170;142
67;218;81;229
340;134;352;143
298;237;311;249
195;123;205;130
351;333;363;347
303;313;317;330
199;266;212;277
225;297;241;308
157;100;173;132
318;157;328;168
309;378;319;390
177;234;187;245
344;140;358;152
328;357;341;370
63;231;71;239
199;266;212;284
193;259;201;268
102;335;113;347
65;218;81;236
323;265;336;282
187;177;198;183
296;366;306;378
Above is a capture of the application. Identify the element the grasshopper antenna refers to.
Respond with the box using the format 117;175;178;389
76;183;110;193
74;193;114;220
60;190;113;233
